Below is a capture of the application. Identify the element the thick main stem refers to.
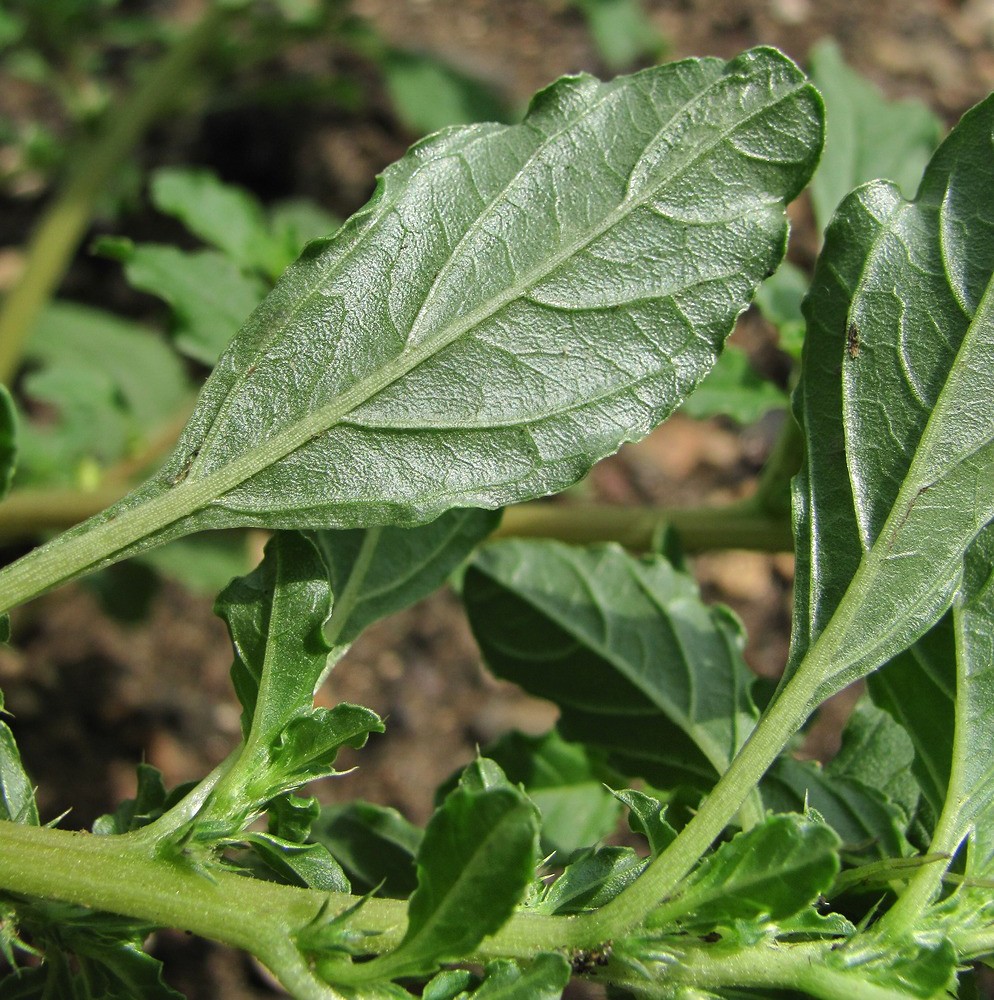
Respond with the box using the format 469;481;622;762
0;7;229;384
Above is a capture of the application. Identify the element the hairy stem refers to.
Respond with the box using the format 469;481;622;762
0;8;229;385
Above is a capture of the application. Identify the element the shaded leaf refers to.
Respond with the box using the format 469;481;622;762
538;845;645;914
311;801;422;898
818;933;956;999
244;831;351;891
462;954;570;999
151;167;287;279
310;507;499;654
648;814;840;931
101;240;266;366
0;709;36;826
464;541;759;792
23;50;822;594
808;40;942;230
789;90;994;701
381;50;510;135
17;302;188;487
681;345;787;424
571;0;666;71
447;729;620;860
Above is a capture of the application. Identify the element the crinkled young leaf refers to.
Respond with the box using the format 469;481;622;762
614;788;677;858
680;345;787;424
790;91;994;700
2;50;821;602
309;507;499;654
444;729;620;860
537;846;645;914
464;541;759;791
311;801;422;897
647;814;840;932
329;774;540;982
808;40;942;231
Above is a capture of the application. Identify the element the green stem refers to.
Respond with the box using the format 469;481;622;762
571;662;821;939
0;7;230;385
604;939;922;1000
495;498;792;552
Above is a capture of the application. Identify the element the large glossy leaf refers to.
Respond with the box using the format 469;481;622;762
808;40;942;231
463;540;759;792
789;92;994;700
0;50;821;604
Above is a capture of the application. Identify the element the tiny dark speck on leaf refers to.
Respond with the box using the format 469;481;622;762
847;322;860;359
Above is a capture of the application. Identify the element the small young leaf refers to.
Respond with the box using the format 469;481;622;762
217;531;334;741
309;507;499;653
333;772;539;981
808;40;942;230
790;89;994;699
538;846;645;914
464;541;759;792
244;831;351;891
461;954;570;999
13;50;821;597
754;260;806;358
0;717;37;826
680;345;787;424
648;814;840;931
311;801;422;897
613;788;677;858
92;763;172;835
445;729;620;860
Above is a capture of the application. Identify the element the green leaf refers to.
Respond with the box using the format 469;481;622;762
332;774;539;981
819;933;956;999
23;50;821;593
460;955;570;999
680;345;787;424
381;50;510;135
150;167;288;279
244;831;351;891
309;507;499;654
648;814;840;932
92;763;173;835
137;531;253;596
789;89;994;701
614;788;677;858
17;302;188;487
571;0;666;71
449;729;621;860
537;845;645;914
311;801;422;897
102;240;266;365
464;541;759;792
808;40;942;232
217;531;334;741
753;260;807;358
267;198;341;261
0;385;17;501
0;710;37;826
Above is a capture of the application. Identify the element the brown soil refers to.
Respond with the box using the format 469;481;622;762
2;1;993;996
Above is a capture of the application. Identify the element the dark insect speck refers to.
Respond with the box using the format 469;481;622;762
847;322;860;359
